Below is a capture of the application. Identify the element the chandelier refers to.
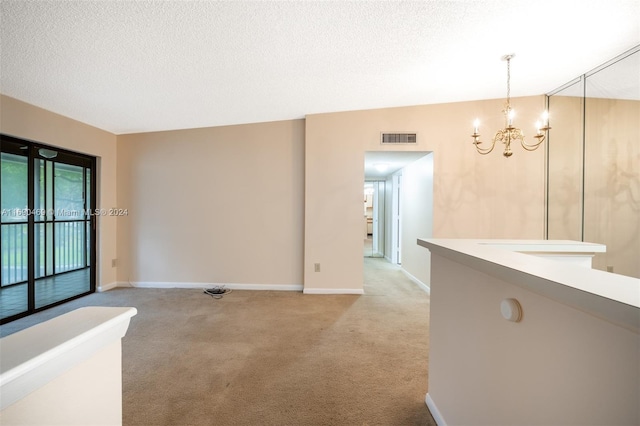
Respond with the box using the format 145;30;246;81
471;54;550;157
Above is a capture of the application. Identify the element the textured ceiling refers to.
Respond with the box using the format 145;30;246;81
1;0;639;135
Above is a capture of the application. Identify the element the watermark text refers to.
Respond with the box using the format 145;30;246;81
1;208;128;218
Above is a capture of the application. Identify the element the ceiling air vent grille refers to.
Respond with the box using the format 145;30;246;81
381;132;417;144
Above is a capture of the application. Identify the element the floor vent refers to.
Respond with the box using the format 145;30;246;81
381;133;417;144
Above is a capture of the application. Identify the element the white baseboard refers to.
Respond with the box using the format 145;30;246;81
303;288;364;295
426;393;446;426
129;281;303;292
116;281;362;295
402;268;430;294
97;281;119;292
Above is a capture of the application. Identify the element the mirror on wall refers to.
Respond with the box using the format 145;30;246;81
547;45;640;278
364;181;385;258
547;78;584;242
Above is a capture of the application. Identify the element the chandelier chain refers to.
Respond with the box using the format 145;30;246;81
506;57;511;107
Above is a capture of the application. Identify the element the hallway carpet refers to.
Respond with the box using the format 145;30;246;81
1;258;435;425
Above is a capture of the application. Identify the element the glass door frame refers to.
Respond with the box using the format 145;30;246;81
1;134;97;324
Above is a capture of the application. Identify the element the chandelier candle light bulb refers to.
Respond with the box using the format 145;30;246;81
507;109;515;126
471;54;551;157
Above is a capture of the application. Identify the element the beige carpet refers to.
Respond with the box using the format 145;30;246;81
1;258;435;425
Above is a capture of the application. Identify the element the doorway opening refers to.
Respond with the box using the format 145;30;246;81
363;151;432;266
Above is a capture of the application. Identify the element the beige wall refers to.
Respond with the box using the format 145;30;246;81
0;95;118;289
400;153;434;286
116;120;305;287
305;97;546;291
1;94;546;293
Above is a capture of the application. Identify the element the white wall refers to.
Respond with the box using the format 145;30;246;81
384;176;394;261
0;307;135;425
428;252;639;425
399;154;433;287
374;181;385;257
1;341;123;425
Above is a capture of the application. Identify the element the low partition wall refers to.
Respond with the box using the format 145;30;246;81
418;239;639;426
0;307;137;425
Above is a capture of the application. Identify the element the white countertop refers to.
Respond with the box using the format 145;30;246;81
0;306;137;410
476;239;606;254
418;239;640;332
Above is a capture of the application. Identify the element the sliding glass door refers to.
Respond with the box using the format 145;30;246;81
1;134;96;324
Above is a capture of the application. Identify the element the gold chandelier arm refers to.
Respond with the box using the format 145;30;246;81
472;134;496;155
521;134;546;151
475;144;495;155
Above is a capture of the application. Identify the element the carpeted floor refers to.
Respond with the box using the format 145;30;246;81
1;258;435;425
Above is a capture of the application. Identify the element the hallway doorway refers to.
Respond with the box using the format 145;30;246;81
363;151;430;265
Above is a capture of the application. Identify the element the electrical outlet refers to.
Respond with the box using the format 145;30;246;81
314;263;321;272
112;258;117;267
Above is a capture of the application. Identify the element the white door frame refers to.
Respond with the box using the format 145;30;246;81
391;173;402;264
372;182;380;255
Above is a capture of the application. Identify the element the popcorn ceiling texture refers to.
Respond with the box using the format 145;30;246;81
0;0;638;134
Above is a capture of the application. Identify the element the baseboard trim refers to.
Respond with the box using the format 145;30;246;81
129;281;303;292
402;268;430;294
303;288;364;295
425;393;446;426
97;281;119;292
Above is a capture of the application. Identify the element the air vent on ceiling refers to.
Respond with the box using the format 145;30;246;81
381;132;417;144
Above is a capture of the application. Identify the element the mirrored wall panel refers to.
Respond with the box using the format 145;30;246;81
364;181;385;258
547;46;640;278
547;79;584;242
